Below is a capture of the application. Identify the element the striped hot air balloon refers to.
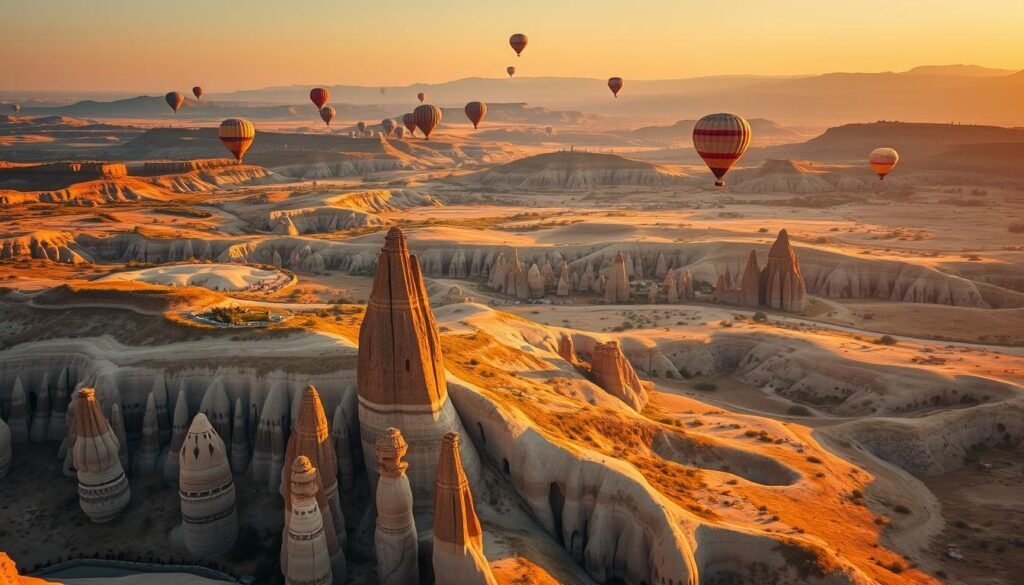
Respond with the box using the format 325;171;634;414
192;86;203;100
417;92;425;103
507;66;516;78
413;104;442;140
310;87;330;109
868;147;899;180
509;33;528;56
402;113;417;136
608;77;623;98
381;118;397;135
218;118;256;162
320;106;336;126
464;101;487;129
165;92;184;113
692;113;752;188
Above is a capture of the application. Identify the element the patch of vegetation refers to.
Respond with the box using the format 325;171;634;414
787;405;811;416
875;335;898;346
201;306;273;326
693;382;718;392
752;311;768;323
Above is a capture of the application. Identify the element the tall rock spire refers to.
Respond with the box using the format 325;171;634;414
199;378;232;446
281;385;345;549
357;227;480;520
432;432;496;585
72;388;131;523
252;383;288;485
331;404;355;492
47;368;70;442
133;392;161;475
230;397;249;474
163;390;189;481
604;252;630;303
177;413;238;557
283;456;335;585
374;428;419;585
0;417;11;479
590;341;649;411
29;374;51;443
7;378;28;444
759;229;807;312
151;374;171;444
739;250;761;307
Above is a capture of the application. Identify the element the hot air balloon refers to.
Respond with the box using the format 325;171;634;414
692;113;752;188
868;147;899;180
509;33;528;56
357;121;367;134
608;77;623;98
12;104;20;113
413;104;442;140
192;86;203;100
464;101;487;129
395;126;408;139
218;118;256;163
403;113;417;136
381;118;397;135
320;106;336;126
545;126;554;136
507;66;516;78
310;87;330;109
417;92;425;103
165;92;184;113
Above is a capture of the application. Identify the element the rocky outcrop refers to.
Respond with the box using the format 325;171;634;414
432;432;496;585
28;376;50;443
73;388;131;523
759;229;807;312
133;392;161;475
230;397;249;474
464;151;685;191
199;379;232;445
739;250;761;307
7;378;28;444
47;368;70;442
331;405;355;492
557;333;578;365
679;269;694;300
357;227;480;521
283;456;335;585
527;263;545;298
556;263;571;297
109;402;129;471
163;391;189;481
0;417;11;479
648;282;659;304
375;428;419;585
178;413;238;557
604;252;630;304
590;341;649;411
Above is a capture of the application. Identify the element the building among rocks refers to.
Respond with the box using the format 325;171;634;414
433;432;496;585
177;413;238;557
72;388;131;523
357;227;480;522
283;456;334;585
374;427;419;585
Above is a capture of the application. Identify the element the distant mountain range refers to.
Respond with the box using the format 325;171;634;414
7;65;1024;126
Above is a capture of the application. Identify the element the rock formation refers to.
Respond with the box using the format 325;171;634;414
556;263;571;297
282;385;345;549
357;227;480;520
759;229;807;312
679;269;694;300
133;392;161;475
432;432;496;585
604;252;630;303
28;374;50;443
109;402;129;471
590;341;649;411
73;388;131;523
557;333;578;364
199;379;232;445
230;397;248;474
60;398;77;478
648;282;659;304
7;378;28;444
47;368;70;442
527;263;545;298
163;391;189;481
178;413;238;557
655;253;668;278
151;374;171;444
664;271;679;302
449;249;468;278
331;405;355;492
739;250;761;307
0;417;11;479
715;269;734;293
283;456;334;585
374;428;419;585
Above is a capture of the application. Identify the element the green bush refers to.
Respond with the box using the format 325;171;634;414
752;311;768;323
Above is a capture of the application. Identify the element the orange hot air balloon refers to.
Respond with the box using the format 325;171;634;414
310;87;330;109
319;106;336;126
192;86;203;100
417;92;425;103
402;112;417;135
608;77;623;98
413;104;442;140
381;118;397;135
507;66;516;78
692;113;752;188
165;92;184;113
868;147;899;180
464;101;487;129
509;33;528;56
218;118;256;163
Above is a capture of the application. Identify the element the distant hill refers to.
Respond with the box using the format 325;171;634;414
460;150;685;190
619;118;806;145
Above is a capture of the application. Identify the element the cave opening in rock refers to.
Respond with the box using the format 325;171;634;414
548;482;565;547
477;422;486;445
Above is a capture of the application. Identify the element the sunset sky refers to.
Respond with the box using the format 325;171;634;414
2;0;1023;92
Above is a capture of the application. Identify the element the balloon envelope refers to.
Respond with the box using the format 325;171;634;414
413;104;442;140
309;87;330;109
381;118;397;134
507;66;516;78
395;127;408;139
692;113;752;188
402;113;417;135
869;147;899;180
165;92;184;113
417;92;425;103
608;77;623;98
218;118;256;162
509;33;528;56
320;106;336;126
192;86;203;100
464;101;487;129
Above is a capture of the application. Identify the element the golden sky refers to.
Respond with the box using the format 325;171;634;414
2;0;1023;92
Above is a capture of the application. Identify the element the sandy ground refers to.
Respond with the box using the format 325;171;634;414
99;264;291;293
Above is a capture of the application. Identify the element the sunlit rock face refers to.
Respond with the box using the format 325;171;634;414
432;432;496;585
374;427;419;585
356;227;479;522
178;413;238;557
72;388;130;523
283;456;334;585
590;340;649;411
759;228;807;312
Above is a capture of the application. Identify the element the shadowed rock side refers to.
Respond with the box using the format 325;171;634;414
284;456;335;585
589;341;649;411
8;378;28;444
432;432;497;585
759;229;808;312
462;151;686;191
604;252;630;303
374;427;419;585
72;388;130;523
357;227;479;521
557;333;579;365
163;390;189;481
176;413;238;557
0;417;11;479
132;392;160;475
28;374;50;443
